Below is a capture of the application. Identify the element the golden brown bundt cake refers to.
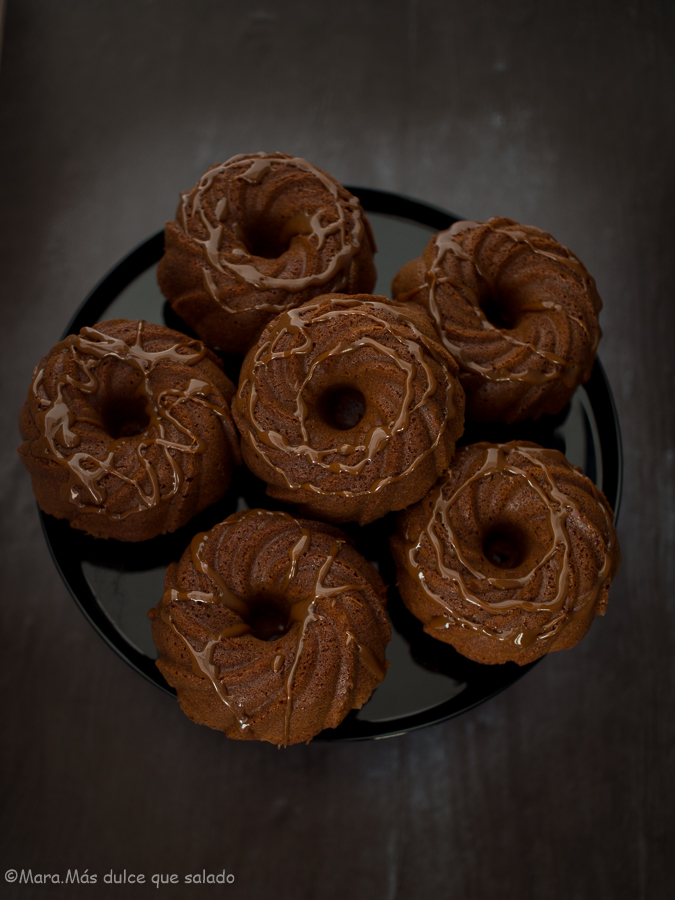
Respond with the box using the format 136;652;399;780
390;442;620;665
150;509;390;745
158;152;377;354
18;319;241;541
232;293;466;526
392;218;602;423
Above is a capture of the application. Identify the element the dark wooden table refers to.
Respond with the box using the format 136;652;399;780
1;2;673;898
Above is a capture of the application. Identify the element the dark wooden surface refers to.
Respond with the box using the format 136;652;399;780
1;2;673;898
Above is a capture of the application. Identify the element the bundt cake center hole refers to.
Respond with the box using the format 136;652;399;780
482;526;526;569
101;395;150;439
242;211;314;259
481;293;516;329
247;600;291;642
319;386;367;431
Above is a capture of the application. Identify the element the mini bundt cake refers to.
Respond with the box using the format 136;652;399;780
390;441;620;665
232;293;466;526
392;218;602;423
158;152;377;354
150;509;390;745
18;319;241;541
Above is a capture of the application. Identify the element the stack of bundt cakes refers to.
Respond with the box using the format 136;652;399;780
18;152;620;744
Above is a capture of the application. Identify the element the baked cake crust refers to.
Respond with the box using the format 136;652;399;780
392;218;601;422
390;441;620;665
18;319;240;541
158;152;377;354
151;509;390;745
232;293;466;525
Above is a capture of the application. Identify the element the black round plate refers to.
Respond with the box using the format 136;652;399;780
40;189;623;741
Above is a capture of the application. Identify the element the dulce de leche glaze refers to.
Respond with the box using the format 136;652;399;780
158;152;377;354
232;294;466;526
18;319;241;541
392;218;601;423
150;509;390;746
390;442;619;665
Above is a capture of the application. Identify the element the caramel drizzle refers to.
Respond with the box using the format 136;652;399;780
281;530;380;731
166;623;253;729
404;443;617;648
272;652;285;673
161;513;300;732
400;219;600;386
157;510;375;744
28;322;230;519
345;631;388;683
281;537;368;746
236;297;459;497
158;527;256;731
178;152;366;313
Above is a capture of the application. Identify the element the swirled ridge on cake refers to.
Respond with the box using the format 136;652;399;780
390;442;619;665
150;509;390;745
232;294;466;526
158;152;377;353
392;218;602;422
18;319;241;541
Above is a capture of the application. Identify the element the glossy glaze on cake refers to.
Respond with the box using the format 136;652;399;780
18;319;240;541
232;293;466;526
390;441;619;665
392;218;601;422
151;509;390;745
158;152;377;353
